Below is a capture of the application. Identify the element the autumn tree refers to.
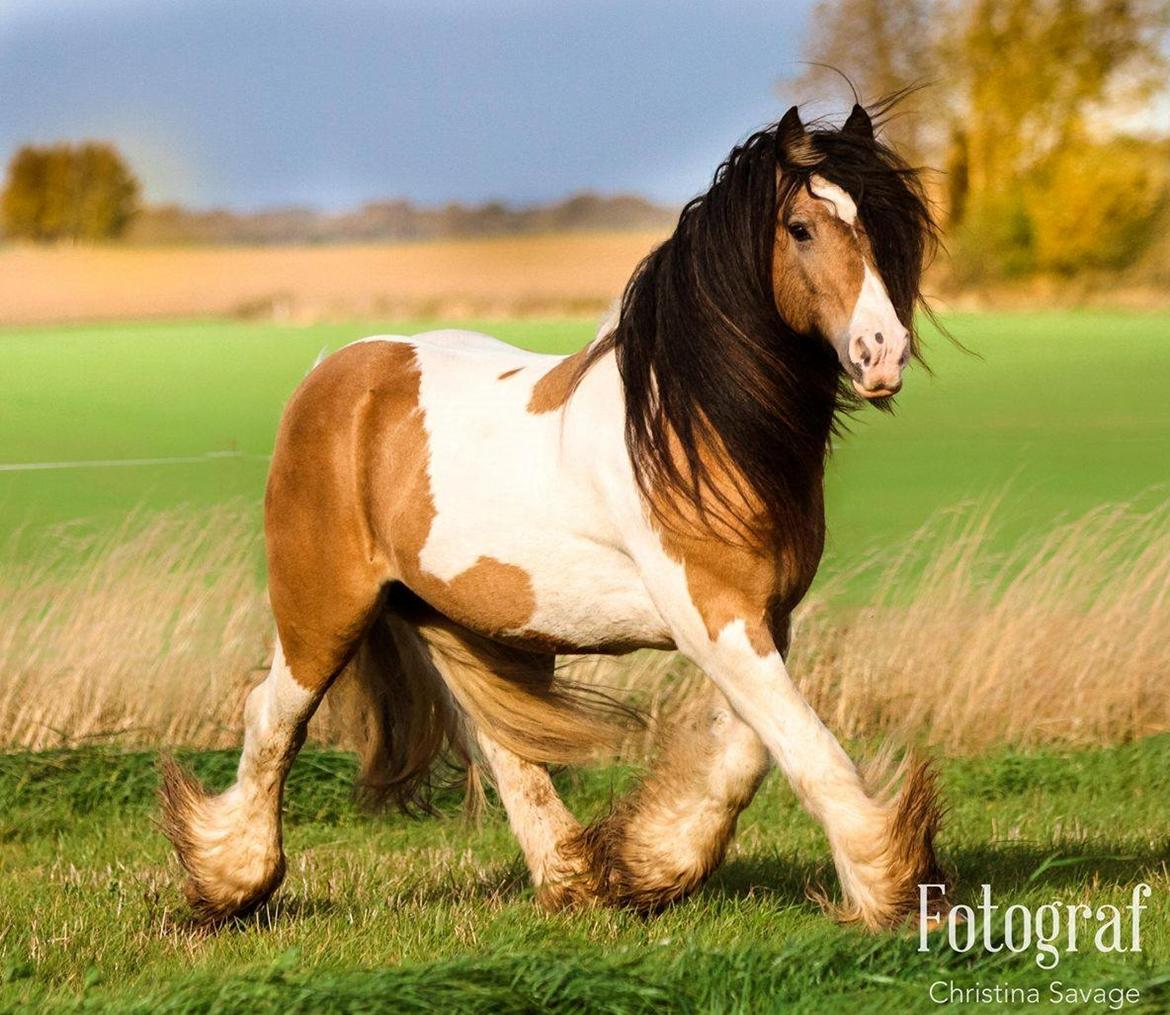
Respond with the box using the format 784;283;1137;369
791;0;1170;277
1;142;141;242
791;0;940;163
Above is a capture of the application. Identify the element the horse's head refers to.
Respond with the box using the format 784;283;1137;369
770;104;917;400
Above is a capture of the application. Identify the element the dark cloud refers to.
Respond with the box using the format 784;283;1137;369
0;0;814;209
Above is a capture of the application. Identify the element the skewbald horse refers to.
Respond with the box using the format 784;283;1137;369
161;102;950;929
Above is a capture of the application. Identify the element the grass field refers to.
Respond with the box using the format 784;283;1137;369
2;311;1168;576
2;309;1169;1011
4;742;1170;1012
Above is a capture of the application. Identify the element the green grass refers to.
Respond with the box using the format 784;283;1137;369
2;312;1168;580
4;743;1170;1011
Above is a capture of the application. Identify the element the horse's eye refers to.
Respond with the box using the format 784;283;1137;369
788;222;812;243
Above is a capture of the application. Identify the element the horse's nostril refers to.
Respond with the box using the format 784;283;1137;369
874;332;883;345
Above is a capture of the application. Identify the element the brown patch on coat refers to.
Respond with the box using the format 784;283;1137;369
660;523;779;658
428;558;536;633
497;367;522;380
649;428;822;658
267;339;540;685
562;685;770;912
771;180;867;339
525;778;555;809
527;347;589;413
265;341;419;690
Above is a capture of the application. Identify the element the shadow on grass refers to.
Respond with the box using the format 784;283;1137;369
183;859;534;934
208;839;1170;933
704;851;825;913
947;839;1170;896
701;839;1169;914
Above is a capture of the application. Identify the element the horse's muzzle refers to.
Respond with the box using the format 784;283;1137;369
848;328;909;399
851;377;902;399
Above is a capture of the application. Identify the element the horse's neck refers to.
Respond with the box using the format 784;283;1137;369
569;313;837;526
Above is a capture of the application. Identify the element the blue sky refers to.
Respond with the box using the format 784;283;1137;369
1;0;826;210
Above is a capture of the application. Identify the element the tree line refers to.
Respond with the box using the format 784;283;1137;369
0;143;675;245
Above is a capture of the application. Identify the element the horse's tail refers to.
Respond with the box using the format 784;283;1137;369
326;610;467;814
329;610;640;813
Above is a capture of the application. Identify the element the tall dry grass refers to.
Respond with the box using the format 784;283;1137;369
0;506;270;750
790;498;1170;749
1;497;1167;754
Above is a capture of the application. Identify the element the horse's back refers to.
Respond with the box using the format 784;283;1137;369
355;329;544;363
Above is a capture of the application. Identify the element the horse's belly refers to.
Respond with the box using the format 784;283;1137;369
521;543;676;652
404;523;674;653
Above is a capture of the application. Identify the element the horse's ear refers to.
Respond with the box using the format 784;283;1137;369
843;103;874;141
775;105;805;161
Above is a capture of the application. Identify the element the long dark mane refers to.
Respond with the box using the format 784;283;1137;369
583;101;937;606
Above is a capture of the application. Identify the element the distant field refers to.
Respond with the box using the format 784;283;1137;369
0;234;664;325
1;311;1167;576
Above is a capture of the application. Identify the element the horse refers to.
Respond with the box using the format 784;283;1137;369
161;101;949;930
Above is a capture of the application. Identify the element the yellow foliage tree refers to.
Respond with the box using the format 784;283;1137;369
1;142;141;242
1028;140;1169;273
794;0;1170;278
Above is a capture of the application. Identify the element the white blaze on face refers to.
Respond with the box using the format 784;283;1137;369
809;174;908;397
808;175;858;226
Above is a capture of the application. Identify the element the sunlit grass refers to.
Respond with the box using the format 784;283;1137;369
3;743;1170;1011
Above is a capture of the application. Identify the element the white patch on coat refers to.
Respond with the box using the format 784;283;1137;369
848;263;900;339
354;330;674;648
809;174;858;226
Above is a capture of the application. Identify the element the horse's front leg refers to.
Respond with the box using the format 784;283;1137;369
566;681;771;912
642;554;948;929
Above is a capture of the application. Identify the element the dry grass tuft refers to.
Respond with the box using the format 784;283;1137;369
569;497;1170;753
0;505;270;750
1;497;1167;754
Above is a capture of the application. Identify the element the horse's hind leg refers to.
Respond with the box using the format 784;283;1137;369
160;637;327;921
161;576;383;923
474;730;592;909
404;618;597;908
161;413;385;921
567;683;771;912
